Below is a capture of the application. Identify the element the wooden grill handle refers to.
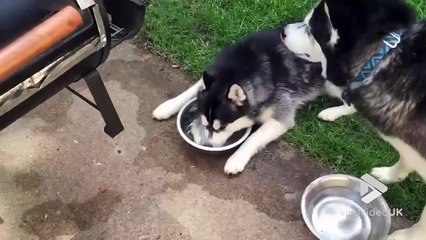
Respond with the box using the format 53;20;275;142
0;6;84;82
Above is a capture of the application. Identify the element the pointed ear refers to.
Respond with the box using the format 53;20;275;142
228;84;246;106
202;71;215;90
309;2;332;44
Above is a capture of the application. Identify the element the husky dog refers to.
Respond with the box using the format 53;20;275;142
152;0;414;175
153;30;325;174
343;22;426;240
283;0;415;123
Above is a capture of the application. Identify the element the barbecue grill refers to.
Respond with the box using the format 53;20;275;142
0;0;147;137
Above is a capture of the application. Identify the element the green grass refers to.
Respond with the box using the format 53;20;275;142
141;0;426;221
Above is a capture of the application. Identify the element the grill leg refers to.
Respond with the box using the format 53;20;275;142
84;70;124;138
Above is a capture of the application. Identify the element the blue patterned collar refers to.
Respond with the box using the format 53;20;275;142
342;30;405;104
354;30;405;82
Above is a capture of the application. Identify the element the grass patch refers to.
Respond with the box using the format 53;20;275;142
141;0;426;220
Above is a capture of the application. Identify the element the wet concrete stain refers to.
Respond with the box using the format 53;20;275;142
96;47;328;227
136;126;329;225
20;191;122;239
0;44;330;239
14;171;43;191
99;58;191;135
25;90;74;132
0;216;4;224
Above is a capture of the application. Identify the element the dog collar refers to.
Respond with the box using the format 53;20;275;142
342;30;405;105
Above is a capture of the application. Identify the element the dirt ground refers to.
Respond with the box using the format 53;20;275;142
0;42;411;240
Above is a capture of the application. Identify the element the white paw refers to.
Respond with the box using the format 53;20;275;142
152;99;180;120
224;152;251;175
386;229;410;240
210;132;230;147
387;225;424;240
371;167;398;184
318;108;342;122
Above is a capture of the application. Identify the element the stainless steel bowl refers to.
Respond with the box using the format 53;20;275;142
301;174;391;240
176;98;252;153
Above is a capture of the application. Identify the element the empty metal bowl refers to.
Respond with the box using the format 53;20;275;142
301;174;391;240
176;98;252;153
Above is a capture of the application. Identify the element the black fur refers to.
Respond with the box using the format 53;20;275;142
196;29;323;134
349;22;426;158
314;0;416;87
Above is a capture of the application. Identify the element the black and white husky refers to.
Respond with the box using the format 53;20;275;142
153;30;325;174
152;0;414;175
345;22;426;240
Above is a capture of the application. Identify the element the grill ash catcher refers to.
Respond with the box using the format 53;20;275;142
0;0;147;137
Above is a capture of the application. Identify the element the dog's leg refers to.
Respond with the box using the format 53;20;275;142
224;118;294;174
371;158;414;184
318;104;357;122
210;117;255;147
153;79;204;120
318;80;357;121
387;204;426;240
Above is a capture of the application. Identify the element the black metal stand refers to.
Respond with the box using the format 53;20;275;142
82;70;124;138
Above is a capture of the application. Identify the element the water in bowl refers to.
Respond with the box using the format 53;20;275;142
181;100;247;147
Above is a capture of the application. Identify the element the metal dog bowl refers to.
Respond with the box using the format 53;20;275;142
176;98;251;153
301;174;391;240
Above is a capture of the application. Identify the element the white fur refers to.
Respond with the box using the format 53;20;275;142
213;120;221;130
284;4;354;122
329;29;340;46
257;107;274;123
318;104;357;121
284;4;329;77
201;115;208;126
153;79;204;120
371;162;412;184
224;119;292;174
228;84;246;106
370;134;426;240
319;81;358;122
284;22;327;78
323;80;343;98
210;117;254;147
375;135;426;183
323;3;340;47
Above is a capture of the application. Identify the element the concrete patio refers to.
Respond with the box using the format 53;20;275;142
0;41;410;240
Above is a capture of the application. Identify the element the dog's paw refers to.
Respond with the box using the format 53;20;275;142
387;225;424;240
210;132;230;147
371;167;400;184
318;108;342;122
224;153;250;175
152;99;179;120
386;229;412;240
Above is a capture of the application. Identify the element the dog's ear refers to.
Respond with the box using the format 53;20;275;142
202;71;215;90
309;2;332;44
228;84;246;106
